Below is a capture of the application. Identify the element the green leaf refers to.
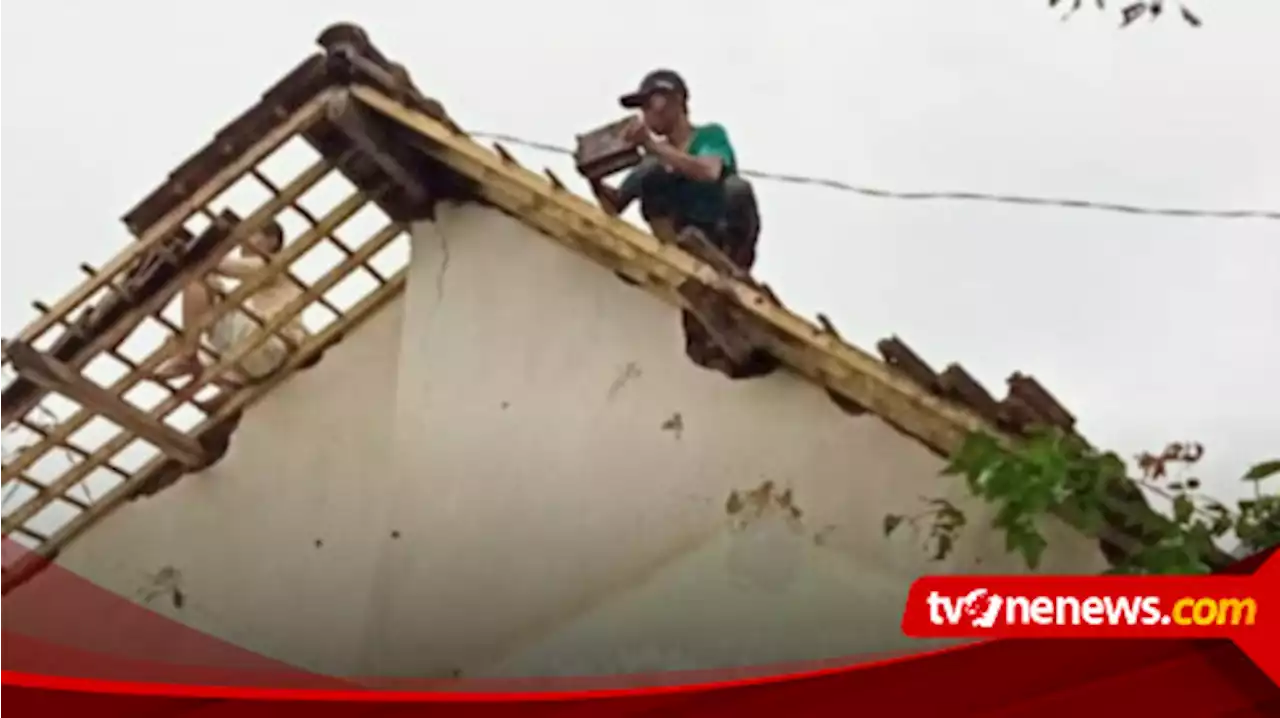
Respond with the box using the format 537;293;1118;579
946;432;1003;478
1003;520;1049;571
1244;460;1280;482
1020;531;1049;570
883;514;903;537
1077;504;1105;533
1202;501;1232;537
1173;494;1195;524
982;462;1022;500
1097;453;1128;481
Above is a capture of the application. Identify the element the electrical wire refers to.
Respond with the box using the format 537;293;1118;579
470;131;1280;222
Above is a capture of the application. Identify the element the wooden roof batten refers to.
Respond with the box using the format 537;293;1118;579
4;342;207;468
1;22;1228;595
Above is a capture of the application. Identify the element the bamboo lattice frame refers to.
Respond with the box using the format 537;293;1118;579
1;23;1227;593
1;77;422;591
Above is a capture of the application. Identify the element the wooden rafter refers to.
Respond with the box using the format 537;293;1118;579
3;342;207;469
325;91;431;206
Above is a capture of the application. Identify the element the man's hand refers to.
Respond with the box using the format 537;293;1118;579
622;116;656;151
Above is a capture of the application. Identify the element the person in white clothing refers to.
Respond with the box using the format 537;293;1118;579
154;219;307;387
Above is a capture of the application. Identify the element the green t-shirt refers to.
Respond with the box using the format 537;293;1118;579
620;123;738;229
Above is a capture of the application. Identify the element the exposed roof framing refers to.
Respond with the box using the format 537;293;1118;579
0;25;443;591
1;23;1225;594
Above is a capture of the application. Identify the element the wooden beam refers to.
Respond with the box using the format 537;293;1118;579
325;90;431;206
3;342;206;468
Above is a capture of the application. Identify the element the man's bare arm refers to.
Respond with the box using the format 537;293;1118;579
646;141;723;183
212;256;267;279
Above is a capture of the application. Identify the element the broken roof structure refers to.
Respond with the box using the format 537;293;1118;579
0;23;1212;601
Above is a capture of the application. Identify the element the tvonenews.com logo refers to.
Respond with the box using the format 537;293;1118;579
925;589;1259;629
901;566;1275;671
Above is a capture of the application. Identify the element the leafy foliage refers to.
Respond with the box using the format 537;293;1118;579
886;428;1280;574
1050;0;1202;28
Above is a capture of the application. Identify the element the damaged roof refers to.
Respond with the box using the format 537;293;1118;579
0;23;1209;593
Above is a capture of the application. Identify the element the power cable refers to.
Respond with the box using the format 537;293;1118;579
470;131;1280;222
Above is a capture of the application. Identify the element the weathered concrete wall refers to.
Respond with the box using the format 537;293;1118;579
31;203;1108;680
362;204;1108;678
478;501;961;678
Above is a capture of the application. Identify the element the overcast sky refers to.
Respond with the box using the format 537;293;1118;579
3;1;1277;530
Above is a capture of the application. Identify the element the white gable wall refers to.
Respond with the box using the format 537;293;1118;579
35;202;1108;680
362;204;1107;677
27;300;406;676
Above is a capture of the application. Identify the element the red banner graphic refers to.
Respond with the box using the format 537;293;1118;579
3;541;1277;716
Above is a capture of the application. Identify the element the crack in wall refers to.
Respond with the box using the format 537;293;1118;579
434;228;452;307
414;223;453;341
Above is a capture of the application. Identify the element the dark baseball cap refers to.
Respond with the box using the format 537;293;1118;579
619;69;689;109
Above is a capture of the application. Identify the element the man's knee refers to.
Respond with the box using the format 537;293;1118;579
633;157;683;222
724;175;755;208
724;177;758;224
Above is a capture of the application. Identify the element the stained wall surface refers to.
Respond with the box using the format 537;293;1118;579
362;204;1108;677
33;203;1109;678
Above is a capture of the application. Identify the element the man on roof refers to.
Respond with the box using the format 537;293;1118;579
587;69;760;273
154;219;308;390
587;69;776;380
